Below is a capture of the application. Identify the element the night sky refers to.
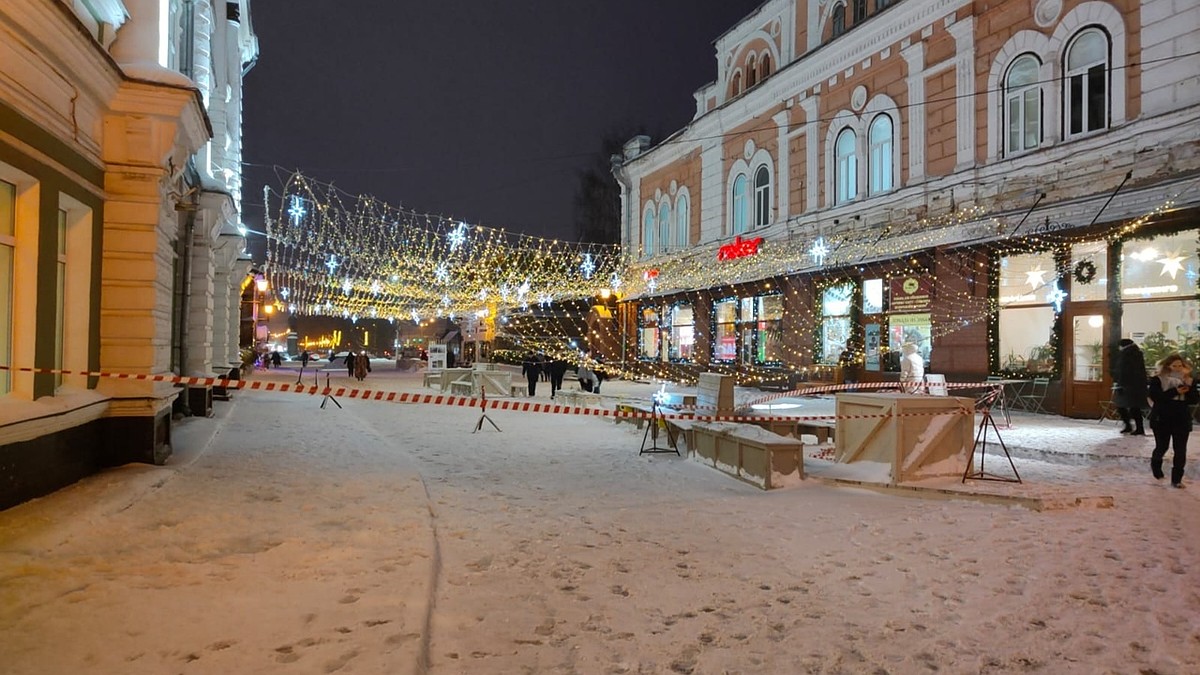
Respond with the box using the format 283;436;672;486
241;1;765;245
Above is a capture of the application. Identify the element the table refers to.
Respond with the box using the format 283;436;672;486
964;379;1030;427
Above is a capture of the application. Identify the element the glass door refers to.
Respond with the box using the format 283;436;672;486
1062;302;1108;418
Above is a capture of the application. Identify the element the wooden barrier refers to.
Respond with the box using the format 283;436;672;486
834;392;973;483
689;422;804;490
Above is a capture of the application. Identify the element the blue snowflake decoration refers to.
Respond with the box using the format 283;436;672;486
580;254;596;280
1046;284;1067;313
434;262;450;284
324;254;339;275
447;222;469;251
288;195;306;225
809;237;830;266
610;272;623;293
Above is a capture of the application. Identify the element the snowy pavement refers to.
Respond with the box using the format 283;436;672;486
1;364;1198;674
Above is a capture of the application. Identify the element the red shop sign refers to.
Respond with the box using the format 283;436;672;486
717;235;764;261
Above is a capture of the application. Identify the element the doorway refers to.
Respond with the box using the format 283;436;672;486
1062;302;1109;417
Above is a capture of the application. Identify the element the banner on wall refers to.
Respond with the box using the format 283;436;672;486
890;275;932;314
864;323;881;371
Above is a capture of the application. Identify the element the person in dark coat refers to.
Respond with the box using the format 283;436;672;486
271;351;282;368
1147;353;1199;488
300;350;310;368
521;352;541;396
345;351;356;378
548;358;569;399
1114;338;1148;435
592;354;607;393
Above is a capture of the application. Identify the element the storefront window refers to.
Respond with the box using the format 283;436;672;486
713;298;737;361
820;283;853;364
639;306;660;360
889;314;931;368
1069;241;1107;302
668;303;694;362
755;295;784;364
998;251;1059;374
1121;230;1200;366
863;278;883;314
739;297;756;365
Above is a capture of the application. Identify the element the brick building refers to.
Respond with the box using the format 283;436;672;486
614;0;1200;418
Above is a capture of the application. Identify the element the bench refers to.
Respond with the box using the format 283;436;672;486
689;422;804;490
555;390;605;408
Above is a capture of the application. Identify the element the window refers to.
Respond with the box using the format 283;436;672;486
753;165;771;227
642;205;655;258
831;4;846;38
875;0;892;10
868;115;893;195
0;180;13;394
669;303;694;362
713;298;738;361
863;278;884;314
821;283;854;364
747;54;758;88
760;54;772;79
751;295;784;365
731;174;748;234
639;306;660;360
657;202;671;254
998;251;1059;373
853;0;867;24
1069;240;1107;302
731;71;742;97
1005;54;1042;154
1065;28;1109;137
1120;231;1199;372
674;194;689;250
835;128;858;204
55;209;66;389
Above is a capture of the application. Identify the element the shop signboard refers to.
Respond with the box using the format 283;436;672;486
864;323;881;371
889;275;932;314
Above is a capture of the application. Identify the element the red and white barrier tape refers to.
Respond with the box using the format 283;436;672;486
0;364;978;424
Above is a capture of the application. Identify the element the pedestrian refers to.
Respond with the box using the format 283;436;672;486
354;350;371;381
521;352;541;396
345;351;356;379
300;350;310;369
899;342;924;394
1113;338;1147;435
1147;353;1198;488
271;351;282;368
549;357;568;399
577;362;596;393
592;354;607;393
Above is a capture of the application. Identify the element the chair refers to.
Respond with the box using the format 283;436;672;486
1097;383;1120;423
1015;377;1050;414
925;374;948;396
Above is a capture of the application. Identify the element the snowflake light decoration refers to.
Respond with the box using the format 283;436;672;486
288;195;306;225
342;277;353;295
580;253;596;280
809;237;830;266
447;222;469;251
1046;283;1067;313
434;262;450;284
369;280;382;295
410;309;420;324
610;272;623;293
324;254;339;275
280;287;290;300
538;293;553;308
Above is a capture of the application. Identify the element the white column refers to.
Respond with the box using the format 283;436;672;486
901;41;927;184
947;17;977;170
800;96;820;213
773;109;791;225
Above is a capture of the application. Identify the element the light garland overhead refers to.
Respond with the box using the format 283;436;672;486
263;172;628;322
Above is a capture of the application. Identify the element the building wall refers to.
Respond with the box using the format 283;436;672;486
0;0;257;509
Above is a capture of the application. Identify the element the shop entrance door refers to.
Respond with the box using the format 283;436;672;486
1063;302;1109;418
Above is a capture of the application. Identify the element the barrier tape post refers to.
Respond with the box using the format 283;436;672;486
320;373;342;410
473;389;501;433
962;387;1020;484
639;398;679;456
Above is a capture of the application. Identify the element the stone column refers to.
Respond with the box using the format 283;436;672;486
947;17;977;171
901;41;927;184
800;96;820;213
773;109;791;225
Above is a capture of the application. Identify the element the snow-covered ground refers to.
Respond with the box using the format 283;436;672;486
1;364;1198;674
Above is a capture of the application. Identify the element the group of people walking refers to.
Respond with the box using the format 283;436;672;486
521;352;606;399
1112;340;1196;488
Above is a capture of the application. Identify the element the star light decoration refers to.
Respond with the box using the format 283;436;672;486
1046;283;1067;313
1025;266;1048;289
288;195;306;225
447;222;469;251
1157;251;1186;279
809;237;830;266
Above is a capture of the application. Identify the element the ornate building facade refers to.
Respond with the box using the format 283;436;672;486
1;0;258;508
615;0;1200;418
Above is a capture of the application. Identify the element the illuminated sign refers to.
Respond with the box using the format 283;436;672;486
717;235;764;261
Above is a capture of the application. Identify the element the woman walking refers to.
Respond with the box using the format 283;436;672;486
1147;353;1198;488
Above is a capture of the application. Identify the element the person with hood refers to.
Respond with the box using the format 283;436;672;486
354;351;371;382
1113;338;1148;435
1147;353;1198;488
548;357;569;399
521;352;542;396
899;342;924;393
345;351;356;379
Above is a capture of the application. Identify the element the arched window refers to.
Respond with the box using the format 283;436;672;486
868;114;894;195
642;205;655;258
853;0;867;24
875;0;892;10
675;194;689;249
731;174;748;234
760;54;772;79
658;202;671;254
831;4;846;39
1004;54;1042;154
753;165;771;227
747;54;758;88
835;128;858;204
731;71;742;97
1065;28;1110;137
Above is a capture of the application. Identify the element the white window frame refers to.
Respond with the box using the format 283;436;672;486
753;165;771;227
835;128;858;205
868;114;894;195
0;163;38;400
1063;27;1110;139
1004;53;1042;155
57;192;93;391
641;203;655;259
657;202;671;254
731;173;748;234
674;191;689;250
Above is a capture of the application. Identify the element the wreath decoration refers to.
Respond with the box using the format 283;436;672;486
1073;259;1097;285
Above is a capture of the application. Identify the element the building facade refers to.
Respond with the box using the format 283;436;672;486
1;0;258;509
615;0;1200;418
